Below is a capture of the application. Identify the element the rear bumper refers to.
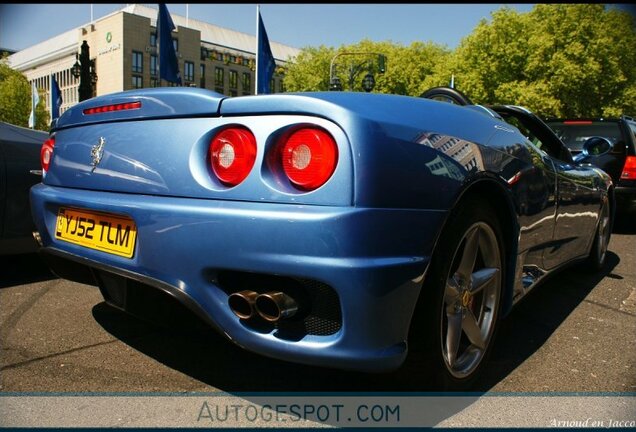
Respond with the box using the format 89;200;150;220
30;183;445;372
615;184;636;214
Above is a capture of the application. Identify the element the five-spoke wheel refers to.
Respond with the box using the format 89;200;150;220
409;198;504;389
441;222;501;378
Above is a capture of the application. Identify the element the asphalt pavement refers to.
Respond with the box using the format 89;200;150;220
1;220;634;427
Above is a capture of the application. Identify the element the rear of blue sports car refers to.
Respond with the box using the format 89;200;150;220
30;88;503;372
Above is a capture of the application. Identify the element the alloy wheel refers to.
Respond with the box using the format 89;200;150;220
440;222;501;379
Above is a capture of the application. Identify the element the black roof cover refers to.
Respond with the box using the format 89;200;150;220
0;121;47;146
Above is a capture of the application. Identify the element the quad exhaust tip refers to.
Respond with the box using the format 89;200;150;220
228;290;259;320
254;291;298;322
228;290;298;323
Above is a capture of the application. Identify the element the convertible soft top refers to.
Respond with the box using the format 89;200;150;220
0;121;47;147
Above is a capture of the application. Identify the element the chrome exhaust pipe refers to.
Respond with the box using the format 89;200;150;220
255;291;298;322
228;290;259;320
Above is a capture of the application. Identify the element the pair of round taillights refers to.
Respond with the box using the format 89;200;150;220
209;126;339;190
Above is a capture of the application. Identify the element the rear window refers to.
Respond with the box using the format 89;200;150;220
545;121;622;151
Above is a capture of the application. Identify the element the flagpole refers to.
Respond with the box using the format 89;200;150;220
255;4;260;95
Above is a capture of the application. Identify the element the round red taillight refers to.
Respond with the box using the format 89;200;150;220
209;127;257;186
281;128;338;190
41;137;55;173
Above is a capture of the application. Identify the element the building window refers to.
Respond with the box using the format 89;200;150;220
229;70;238;89
270;78;275;93
242;58;250;66
172;38;178;52
279;79;285;93
229;55;237;64
132;51;143;73
215;52;223;61
184;61;194;82
150;55;157;76
150;33;157;47
132;75;143;89
242;72;251;93
200;64;206;88
150;77;159;88
215;67;224;86
200;47;208;61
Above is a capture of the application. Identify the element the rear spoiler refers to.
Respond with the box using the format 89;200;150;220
53;87;226;131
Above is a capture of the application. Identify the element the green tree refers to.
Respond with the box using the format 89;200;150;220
526;4;636;117
429;4;636;117
283;45;337;92
283;5;636;118
0;57;50;130
284;39;450;96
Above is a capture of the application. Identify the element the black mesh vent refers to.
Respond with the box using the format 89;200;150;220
216;271;342;338
275;278;342;337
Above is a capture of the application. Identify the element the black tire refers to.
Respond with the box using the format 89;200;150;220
420;86;474;106
409;197;504;390
586;197;611;272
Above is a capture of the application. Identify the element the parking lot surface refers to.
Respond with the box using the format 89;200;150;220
1;222;634;426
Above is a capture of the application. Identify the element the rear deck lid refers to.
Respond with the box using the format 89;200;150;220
53;87;225;131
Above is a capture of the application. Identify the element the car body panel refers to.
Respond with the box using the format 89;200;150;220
30;89;611;371
45;115;354;207
0;122;47;254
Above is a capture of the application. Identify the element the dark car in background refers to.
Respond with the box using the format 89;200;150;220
545;116;636;216
0;121;47;254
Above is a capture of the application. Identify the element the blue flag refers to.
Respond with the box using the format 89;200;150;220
158;3;181;85
51;74;62;121
256;8;276;94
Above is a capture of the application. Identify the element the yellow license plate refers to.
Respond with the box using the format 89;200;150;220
55;207;137;258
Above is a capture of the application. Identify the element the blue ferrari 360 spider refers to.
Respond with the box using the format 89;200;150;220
30;87;614;387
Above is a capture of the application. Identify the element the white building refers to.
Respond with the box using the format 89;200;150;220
8;4;300;114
